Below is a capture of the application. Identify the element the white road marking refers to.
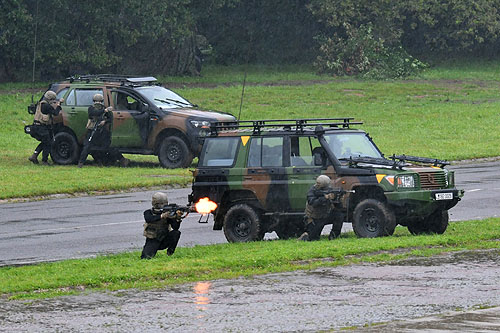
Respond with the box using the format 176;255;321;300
0;220;142;236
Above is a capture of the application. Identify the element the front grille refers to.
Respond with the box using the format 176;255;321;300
418;171;447;189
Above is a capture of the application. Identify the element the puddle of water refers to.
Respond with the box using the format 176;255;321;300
1;250;499;332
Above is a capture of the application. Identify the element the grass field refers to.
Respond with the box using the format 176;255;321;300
1;218;498;300
1;60;500;199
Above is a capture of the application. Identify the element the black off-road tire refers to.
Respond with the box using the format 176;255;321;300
158;136;193;169
429;210;449;234
51;132;80;165
223;204;262;243
352;199;396;238
408;209;449;235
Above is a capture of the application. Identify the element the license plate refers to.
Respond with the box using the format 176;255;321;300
435;192;453;200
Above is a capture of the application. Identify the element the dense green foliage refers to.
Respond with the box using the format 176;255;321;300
315;23;427;78
2;1;500;81
1;218;499;299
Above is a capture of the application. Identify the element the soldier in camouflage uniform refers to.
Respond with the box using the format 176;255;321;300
28;90;63;165
77;93;129;168
299;175;343;241
141;192;183;259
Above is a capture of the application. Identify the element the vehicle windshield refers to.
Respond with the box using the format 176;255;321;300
324;132;382;159
135;86;192;109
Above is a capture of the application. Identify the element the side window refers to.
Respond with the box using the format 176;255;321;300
65;89;76;105
248;137;262;167
248;137;283;167
56;88;69;101
290;136;321;166
75;89;103;106
113;92;141;110
199;137;239;167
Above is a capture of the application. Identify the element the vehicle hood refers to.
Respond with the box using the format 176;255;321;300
161;107;235;121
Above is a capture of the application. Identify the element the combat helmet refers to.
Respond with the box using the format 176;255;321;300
152;192;168;209
315;175;331;189
93;93;104;105
44;90;57;101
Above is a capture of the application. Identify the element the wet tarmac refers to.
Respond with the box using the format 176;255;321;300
1;249;499;332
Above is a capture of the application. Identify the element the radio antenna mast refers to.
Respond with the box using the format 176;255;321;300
31;0;39;102
237;70;247;121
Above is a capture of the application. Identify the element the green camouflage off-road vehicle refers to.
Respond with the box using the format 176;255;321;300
189;118;464;242
26;75;235;168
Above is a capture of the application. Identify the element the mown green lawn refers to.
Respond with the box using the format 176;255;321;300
1;218;499;300
1;60;500;199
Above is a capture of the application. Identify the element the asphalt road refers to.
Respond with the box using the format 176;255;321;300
1;160;499;266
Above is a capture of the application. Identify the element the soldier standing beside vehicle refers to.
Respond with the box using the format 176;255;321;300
28;91;63;165
77;93;129;168
299;175;344;241
141;192;184;259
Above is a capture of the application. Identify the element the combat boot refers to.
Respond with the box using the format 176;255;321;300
298;232;310;241
28;152;39;164
120;157;130;167
41;161;50;166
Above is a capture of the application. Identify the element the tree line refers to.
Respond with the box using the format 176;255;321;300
1;0;500;82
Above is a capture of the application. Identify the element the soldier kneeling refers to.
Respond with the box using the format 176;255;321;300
141;192;185;259
299;175;344;241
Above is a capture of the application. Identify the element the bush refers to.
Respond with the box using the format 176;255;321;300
314;23;427;79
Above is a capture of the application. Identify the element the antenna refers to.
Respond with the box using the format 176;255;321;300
31;0;39;103
237;71;247;121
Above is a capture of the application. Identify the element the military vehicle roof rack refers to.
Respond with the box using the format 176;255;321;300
210;118;362;135
66;74;158;85
391;154;450;167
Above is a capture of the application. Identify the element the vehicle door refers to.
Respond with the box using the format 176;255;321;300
63;88;104;143
109;90;149;147
245;136;289;212
285;135;324;211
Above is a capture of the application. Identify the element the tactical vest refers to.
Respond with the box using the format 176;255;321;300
86;105;106;129
305;200;333;220
33;100;51;125
143;220;169;240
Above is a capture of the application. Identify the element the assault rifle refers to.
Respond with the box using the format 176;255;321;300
88;107;112;143
160;203;191;219
318;187;354;203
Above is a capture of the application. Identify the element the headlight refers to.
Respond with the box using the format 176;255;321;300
397;175;415;188
190;120;211;128
198;128;209;137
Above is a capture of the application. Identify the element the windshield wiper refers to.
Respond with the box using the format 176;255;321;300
343;156;406;169
154;98;193;107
